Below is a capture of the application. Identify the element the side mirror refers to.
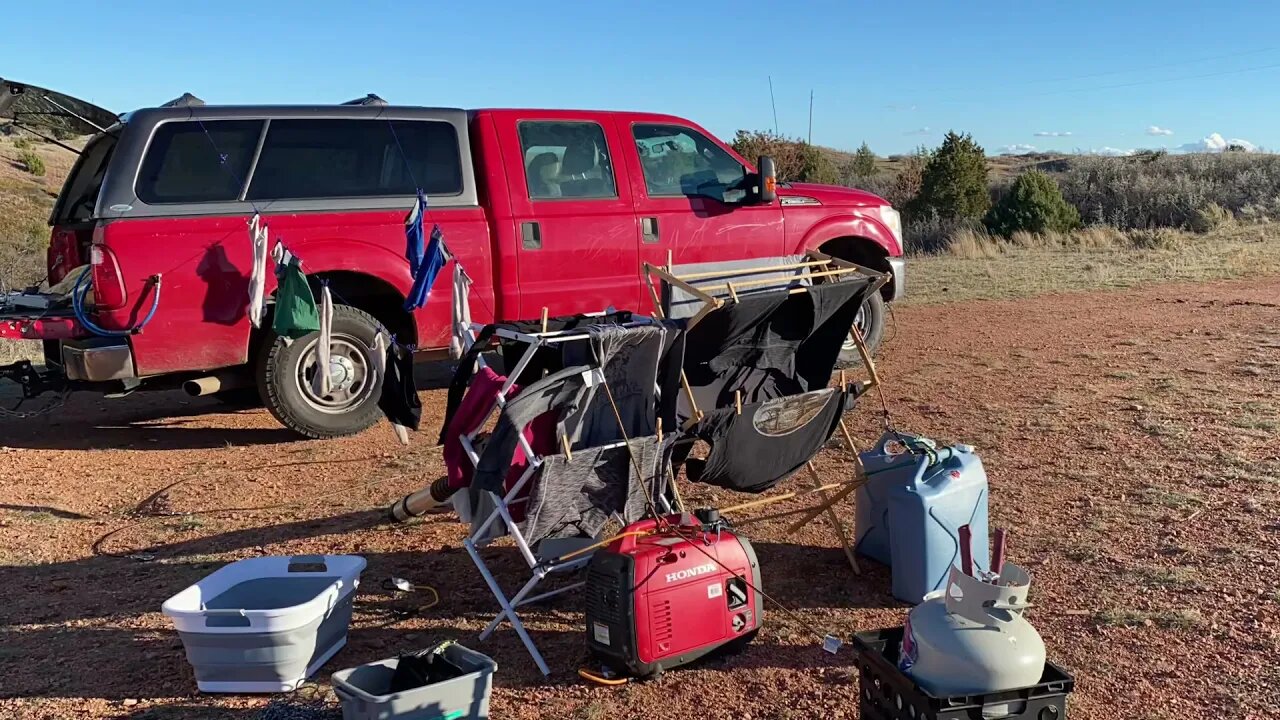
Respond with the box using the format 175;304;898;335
756;155;778;204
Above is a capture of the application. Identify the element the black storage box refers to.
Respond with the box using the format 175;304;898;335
854;627;1075;720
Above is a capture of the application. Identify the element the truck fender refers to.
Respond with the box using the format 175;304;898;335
795;214;901;257
277;238;416;297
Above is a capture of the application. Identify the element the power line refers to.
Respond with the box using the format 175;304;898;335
885;46;1280;108
1026;59;1280;98
1027;44;1280;87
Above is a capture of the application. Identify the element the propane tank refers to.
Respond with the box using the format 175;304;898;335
899;562;1046;702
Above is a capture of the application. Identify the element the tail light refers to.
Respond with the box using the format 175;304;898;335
47;229;78;284
90;237;128;311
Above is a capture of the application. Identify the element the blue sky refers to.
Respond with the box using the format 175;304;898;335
4;0;1278;155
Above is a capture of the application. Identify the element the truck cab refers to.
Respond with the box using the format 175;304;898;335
1;82;904;438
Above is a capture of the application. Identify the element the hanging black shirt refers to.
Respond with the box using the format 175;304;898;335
678;385;858;494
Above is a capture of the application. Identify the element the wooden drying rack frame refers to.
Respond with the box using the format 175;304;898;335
642;250;892;574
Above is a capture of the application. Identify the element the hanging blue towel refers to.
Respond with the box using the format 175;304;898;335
404;192;450;311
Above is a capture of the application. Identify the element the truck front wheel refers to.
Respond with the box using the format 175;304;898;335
837;292;886;368
258;304;386;439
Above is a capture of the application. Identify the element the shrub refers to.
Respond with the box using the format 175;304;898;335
984;170;1081;236
1126;228;1184;250
1055;152;1280;229
1189;202;1233;233
12;135;32;150
948;227;1002;259
885;147;929;208
731;129;838;184
902;209;983;255
796;142;840;184
913;131;990;220
18;149;45;176
851;142;877;178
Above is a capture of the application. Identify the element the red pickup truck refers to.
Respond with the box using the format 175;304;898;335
0;84;904;438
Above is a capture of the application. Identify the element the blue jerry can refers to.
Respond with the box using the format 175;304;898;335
855;432;990;604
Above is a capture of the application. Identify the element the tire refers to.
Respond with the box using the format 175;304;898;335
258;304;386;439
836;291;886;369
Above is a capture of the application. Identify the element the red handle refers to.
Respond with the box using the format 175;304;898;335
958;524;974;577
991;528;1008;578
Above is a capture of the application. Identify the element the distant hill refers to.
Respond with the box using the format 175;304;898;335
0;131;79;290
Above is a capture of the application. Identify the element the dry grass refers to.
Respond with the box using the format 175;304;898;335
907;221;1280;304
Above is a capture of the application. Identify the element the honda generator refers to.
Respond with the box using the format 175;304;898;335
584;511;762;678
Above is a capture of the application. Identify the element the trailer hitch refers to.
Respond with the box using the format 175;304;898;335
0;360;68;409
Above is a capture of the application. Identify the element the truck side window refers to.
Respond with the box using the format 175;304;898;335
632;124;747;201
517;121;617;200
247;119;462;201
136;120;262;204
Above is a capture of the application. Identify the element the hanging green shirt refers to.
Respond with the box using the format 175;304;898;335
273;259;320;339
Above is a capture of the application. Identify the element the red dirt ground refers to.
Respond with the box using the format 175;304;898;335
1;277;1278;720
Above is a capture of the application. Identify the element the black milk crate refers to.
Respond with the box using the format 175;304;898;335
853;627;1075;720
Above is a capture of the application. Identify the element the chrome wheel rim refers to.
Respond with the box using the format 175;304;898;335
843;302;869;352
294;334;374;414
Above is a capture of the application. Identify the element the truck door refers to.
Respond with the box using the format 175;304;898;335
495;115;640;319
620;121;784;276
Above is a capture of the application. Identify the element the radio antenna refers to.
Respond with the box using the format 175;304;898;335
768;76;779;135
807;89;814;144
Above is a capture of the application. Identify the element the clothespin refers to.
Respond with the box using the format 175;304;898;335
665;249;673;270
657;417;663;444
561;434;573;462
734;391;742;416
540;307;549;334
727;283;739;303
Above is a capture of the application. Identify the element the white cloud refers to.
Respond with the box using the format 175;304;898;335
1034;131;1072;137
1177;132;1257;153
1146;125;1174;136
999;144;1038;155
1084;147;1135;157
904;127;931;136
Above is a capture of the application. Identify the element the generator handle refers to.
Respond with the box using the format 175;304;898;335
616;518;662;553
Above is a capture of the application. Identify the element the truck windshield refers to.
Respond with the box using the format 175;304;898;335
51;132;118;224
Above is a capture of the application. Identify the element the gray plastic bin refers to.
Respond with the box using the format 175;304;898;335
161;555;366;693
332;644;496;720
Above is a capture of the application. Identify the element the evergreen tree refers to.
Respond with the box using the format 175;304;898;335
985;170;1081;236
913;131;990;220
852;142;878;177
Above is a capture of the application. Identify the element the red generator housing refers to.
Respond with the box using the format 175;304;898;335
585;514;762;677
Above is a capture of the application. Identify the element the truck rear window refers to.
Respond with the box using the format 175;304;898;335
136;120;263;204
246;119;462;201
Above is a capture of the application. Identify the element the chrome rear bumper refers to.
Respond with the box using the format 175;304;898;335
62;338;136;382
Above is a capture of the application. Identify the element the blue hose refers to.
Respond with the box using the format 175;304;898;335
71;269;162;337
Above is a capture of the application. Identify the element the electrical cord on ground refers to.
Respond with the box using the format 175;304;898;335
91;450;442;558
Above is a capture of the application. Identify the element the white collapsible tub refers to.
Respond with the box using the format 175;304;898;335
161;554;366;693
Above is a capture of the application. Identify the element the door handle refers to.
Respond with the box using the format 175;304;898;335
521;221;542;250
642;216;659;244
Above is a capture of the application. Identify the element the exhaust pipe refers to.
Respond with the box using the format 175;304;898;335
184;371;252;397
389;477;457;522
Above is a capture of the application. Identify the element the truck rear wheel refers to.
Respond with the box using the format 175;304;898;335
258;304;386;439
836;292;886;369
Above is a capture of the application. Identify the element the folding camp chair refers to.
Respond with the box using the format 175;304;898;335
446;308;679;676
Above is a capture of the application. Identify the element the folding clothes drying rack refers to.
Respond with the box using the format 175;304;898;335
449;268;674;675
642;250;890;574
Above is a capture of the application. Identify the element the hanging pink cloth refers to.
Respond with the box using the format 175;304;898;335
441;366;559;521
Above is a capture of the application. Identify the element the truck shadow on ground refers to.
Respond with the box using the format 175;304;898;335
0;360;455;451
0;510;900;702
